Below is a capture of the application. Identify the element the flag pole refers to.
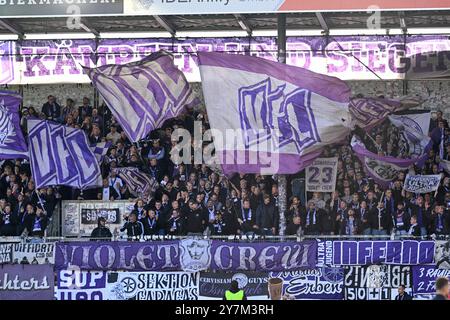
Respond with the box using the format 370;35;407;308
277;13;287;237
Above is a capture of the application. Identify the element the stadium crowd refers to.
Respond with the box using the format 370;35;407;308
0;94;450;239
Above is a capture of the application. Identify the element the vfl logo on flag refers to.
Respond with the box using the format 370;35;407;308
238;78;320;153
0;99;14;146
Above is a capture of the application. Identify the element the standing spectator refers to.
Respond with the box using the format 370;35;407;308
141;209;159;236
42;95;61;122
90;217;112;239
255;194;279;236
304;201;322;235
433;277;449;300
370;202;391;236
393;202;410;236
167;209;183;236
120;212;144;240
394;285;412;300
106;125;121;145
340;209;360;236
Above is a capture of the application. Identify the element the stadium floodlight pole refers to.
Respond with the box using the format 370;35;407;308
277;13;287;237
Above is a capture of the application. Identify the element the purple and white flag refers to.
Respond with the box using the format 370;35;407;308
349;96;421;131
113;167;158;199
0;91;28;159
351;136;427;188
90;141;111;163
28;119;103;189
85;50;198;142
198;52;353;175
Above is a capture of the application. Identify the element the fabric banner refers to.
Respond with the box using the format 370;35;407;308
412;265;450;295
0;91;29;159
198;51;352;175
439;159;450;175
0;243;13;264
199;271;269;300
28;118;103;189
106;271;199;300
113;167;158;200
85;50;198;142
61;200;134;237
12;243;55;264
209;241;317;271
390;110;431;136
0;264;54;300
349;97;418;131
351;136;427;188
344;265;412;300
434;240;450;269
317;240;435;266
270;268;344;300
305;157;338;192
403;174;442;193
81;208;120;225
4;36;450;85
54;241;180;271
55;269;107;300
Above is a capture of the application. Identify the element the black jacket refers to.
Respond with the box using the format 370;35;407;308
120;220;144;238
141;216;159;235
395;292;413;300
255;203;279;230
369;208;392;231
183;208;206;234
90;226;112;239
42;102;61;120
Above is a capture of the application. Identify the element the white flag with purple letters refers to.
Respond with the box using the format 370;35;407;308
198;52;353;175
28;119;105;189
85;50;198;142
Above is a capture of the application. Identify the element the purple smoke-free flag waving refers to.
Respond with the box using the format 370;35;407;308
0;91;28;159
28;119;104;189
84;50;198;142
198;52;353;175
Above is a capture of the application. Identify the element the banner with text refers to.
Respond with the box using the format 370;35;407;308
412;265;450;295
317;240;435;266
270;268;344;300
12;243;55;264
344;265;412;300
403;174;442;194
55;269;107;300
3;35;450;84
0;243;13;264
305;158;338;193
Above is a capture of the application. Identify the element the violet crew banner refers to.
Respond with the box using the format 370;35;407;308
403;174;442;194
270;268;344;300
317;240;435;266
209;241;317;271
106;271;199;300
56;270;107;300
85;50;198;142
4;35;450;84
0;91;29;159
344;265;412;300
28;119;103;189
198;51;352;175
305;157;338;192
411;265;450;295
0;264;54;300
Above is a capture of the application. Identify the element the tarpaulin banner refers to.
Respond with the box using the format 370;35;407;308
61;200;135;237
305;158;338;193
55;269;107;300
12;243;55;265
106;271;199;300
412;265;450;295
0;264;54;300
270;268;344;300
3;35;450;84
0;243;13;264
434;240;450;269
403;174;442;194
209;241;317;271
199;271;269;300
317;240;435;266
344;265;412;300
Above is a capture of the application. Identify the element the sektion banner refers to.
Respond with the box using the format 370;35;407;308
270;268;344;300
344;265;412;300
403;174;442;193
55;269;108;300
199;271;269;300
0;264;54;300
106;271;199;300
317;240;435;266
305;158;338;193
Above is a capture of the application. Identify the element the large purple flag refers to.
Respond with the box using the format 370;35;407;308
349;96;421;131
0;91;28;159
198;52;353;175
84;50;198;142
351;136;428;188
28;119;103;189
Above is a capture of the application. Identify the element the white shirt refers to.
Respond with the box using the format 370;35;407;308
102;187;110;201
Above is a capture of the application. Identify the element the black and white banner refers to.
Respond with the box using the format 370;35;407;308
305;158;338;192
199;271;268;300
0;243;13;264
344;265;412;300
13;243;55;264
106;272;199;300
403;174;442;194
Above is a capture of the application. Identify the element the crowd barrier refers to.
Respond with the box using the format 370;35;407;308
1;236;449;300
